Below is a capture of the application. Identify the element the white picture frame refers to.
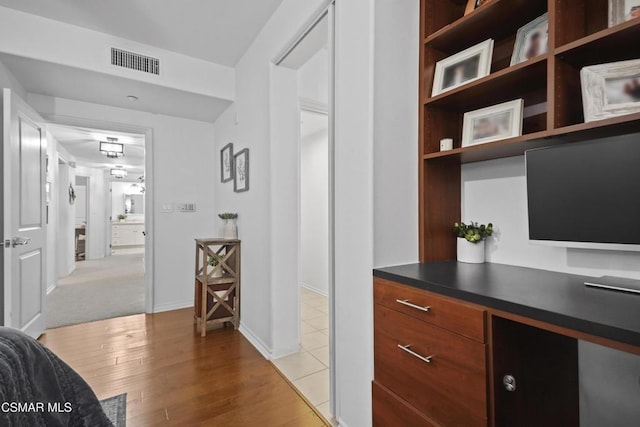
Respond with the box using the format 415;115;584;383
581;59;640;122
432;39;494;96
462;99;524;147
511;13;549;66
609;0;640;27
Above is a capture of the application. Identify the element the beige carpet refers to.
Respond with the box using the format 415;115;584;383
46;253;145;329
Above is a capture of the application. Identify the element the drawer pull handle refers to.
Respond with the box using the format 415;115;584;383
395;299;431;312
397;344;433;364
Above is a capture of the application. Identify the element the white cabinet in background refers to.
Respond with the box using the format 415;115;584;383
112;222;145;248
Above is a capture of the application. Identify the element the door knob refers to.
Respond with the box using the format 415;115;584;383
503;374;516;392
11;237;31;247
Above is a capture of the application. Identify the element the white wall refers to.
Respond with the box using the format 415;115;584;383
300;114;329;295
373;0;419;268
298;48;329;107
0;6;234;101
75;165;109;260
212;0;327;359
462;156;640;279
0;59;28;323
30;94;217;312
45;131;58;292
74;184;87;225
56;155;76;278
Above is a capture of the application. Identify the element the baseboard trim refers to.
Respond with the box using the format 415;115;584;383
301;282;328;297
336;417;349;427
46;283;57;295
239;322;272;360
271;344;302;360
153;300;192;313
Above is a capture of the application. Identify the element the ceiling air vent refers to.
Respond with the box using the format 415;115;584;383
111;48;160;75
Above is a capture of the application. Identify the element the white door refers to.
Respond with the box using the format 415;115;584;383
3;88;47;338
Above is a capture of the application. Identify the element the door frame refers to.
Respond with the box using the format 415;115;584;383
41;114;155;313
273;0;337;419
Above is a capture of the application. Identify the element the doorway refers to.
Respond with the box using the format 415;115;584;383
270;3;334;422
45;124;148;329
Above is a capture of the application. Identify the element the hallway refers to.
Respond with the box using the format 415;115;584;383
46;253;145;329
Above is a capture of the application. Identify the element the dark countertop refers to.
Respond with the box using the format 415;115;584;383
374;261;640;348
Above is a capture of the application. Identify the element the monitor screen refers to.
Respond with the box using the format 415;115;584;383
526;134;640;250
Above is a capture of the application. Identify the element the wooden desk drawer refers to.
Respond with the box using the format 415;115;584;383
374;304;487;426
372;380;437;427
374;277;485;342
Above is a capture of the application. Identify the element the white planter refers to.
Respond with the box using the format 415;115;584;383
223;218;238;239
457;239;485;264
211;265;224;278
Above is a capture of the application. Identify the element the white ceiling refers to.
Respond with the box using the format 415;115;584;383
0;53;232;122
0;0;283;66
49;124;145;180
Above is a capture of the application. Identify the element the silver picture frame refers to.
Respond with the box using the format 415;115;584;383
511;13;549;66
220;142;234;183
233;148;249;193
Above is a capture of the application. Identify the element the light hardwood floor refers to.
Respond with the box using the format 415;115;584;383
39;308;326;426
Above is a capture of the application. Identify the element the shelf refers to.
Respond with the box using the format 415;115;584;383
424;0;546;53
423;112;640;164
552;112;640;140
196;275;237;286
555;19;640;66
423;131;551;163
424;55;547;110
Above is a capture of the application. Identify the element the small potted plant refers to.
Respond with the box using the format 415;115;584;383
454;221;493;264
117;214;127;222
208;252;226;278
218;212;238;239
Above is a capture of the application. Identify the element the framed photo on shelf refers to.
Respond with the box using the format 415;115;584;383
609;0;640;27
220;142;234;183
462;99;524;147
432;39;494;96
464;0;495;15
233;148;249;193
581;59;640;122
511;13;549;66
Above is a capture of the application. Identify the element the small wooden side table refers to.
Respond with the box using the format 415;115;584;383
194;238;241;336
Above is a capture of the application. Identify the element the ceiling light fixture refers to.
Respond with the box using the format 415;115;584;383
110;168;128;178
100;137;124;158
127;95;139;102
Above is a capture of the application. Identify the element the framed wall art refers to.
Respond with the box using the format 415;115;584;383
233;148;249;193
220;142;234;183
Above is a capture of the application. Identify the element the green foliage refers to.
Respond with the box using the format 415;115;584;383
218;212;238;220
117;214;127;220
454;221;493;243
208;250;226;267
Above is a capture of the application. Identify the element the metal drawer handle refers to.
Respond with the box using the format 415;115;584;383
396;299;431;312
397;344;433;364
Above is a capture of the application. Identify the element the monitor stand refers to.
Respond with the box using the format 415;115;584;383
584;276;640;295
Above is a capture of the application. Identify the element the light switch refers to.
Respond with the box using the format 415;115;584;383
178;203;196;212
161;203;173;213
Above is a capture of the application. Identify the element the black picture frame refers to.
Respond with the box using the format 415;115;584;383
220;142;234;183
233;148;249;193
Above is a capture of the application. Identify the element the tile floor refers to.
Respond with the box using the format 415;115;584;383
273;287;331;422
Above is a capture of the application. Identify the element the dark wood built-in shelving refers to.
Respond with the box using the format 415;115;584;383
419;0;640;261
